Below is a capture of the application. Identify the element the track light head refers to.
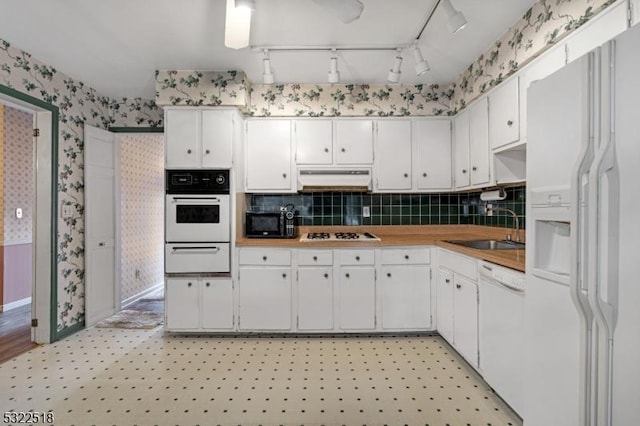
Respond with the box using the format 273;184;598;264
441;0;467;34
235;0;255;10
262;49;274;84
411;44;429;76
328;50;340;83
387;49;403;83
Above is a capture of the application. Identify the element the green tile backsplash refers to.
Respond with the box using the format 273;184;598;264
247;186;526;230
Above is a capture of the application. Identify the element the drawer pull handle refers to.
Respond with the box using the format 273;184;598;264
313;256;318;261
324;147;329;153
345;273;350;279
387;273;391;278
404;173;408;178
341;147;346;152
355;256;360;261
324;273;329;278
263;256;267;261
282;173;287;178
205;282;210;287
404;255;409;260
187;149;192;154
507;120;514;126
187;282;193;287
445;278;450;283
456;283;462;289
472;166;477;171
462;169;467;174
282;273;287;278
422;172;427;177
205;149;210;154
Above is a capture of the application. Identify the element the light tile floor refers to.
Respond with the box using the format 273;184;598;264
1;328;521;426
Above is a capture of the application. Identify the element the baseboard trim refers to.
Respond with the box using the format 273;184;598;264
2;297;32;312
121;282;163;309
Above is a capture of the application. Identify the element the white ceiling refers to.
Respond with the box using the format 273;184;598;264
0;0;537;99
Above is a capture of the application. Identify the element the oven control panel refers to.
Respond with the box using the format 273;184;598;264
166;170;230;194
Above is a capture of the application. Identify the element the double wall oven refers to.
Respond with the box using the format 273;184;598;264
165;169;231;273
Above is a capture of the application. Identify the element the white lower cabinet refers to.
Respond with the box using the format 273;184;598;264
437;249;479;368
379;247;432;330
165;277;233;331
338;267;376;330
297;267;333;330
239;267;292;330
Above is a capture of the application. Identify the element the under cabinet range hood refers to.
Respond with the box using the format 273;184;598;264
297;168;372;192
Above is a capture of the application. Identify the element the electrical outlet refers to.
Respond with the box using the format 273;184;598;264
62;205;74;218
135;269;141;279
15;207;23;219
486;203;493;216
362;206;370;218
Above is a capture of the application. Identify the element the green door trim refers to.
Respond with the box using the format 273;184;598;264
0;84;61;343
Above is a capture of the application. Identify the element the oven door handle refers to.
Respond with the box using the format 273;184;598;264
171;246;221;251
171;197;221;201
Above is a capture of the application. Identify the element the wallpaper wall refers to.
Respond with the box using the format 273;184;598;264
118;134;164;303
155;0;618;116
0;37;162;333
3;105;33;244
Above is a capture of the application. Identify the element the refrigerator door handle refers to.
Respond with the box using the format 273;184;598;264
569;50;598;426
587;40;619;426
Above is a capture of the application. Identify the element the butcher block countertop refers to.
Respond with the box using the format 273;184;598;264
236;225;525;272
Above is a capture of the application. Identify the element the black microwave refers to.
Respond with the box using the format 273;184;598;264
245;211;297;238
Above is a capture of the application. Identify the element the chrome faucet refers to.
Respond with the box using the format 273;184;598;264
486;205;520;242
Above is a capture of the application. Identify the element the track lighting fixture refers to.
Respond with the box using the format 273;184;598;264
387;49;403;83
328;49;340;83
441;0;467;34
411;44;429;76
262;49;274;84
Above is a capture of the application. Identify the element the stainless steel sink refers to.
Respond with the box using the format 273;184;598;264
444;239;526;250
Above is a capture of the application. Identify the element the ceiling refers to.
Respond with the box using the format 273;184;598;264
0;0;538;99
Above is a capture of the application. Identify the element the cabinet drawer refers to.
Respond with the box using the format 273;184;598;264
297;250;333;266
165;243;230;273
239;248;291;265
439;249;477;281
337;249;375;266
381;248;431;265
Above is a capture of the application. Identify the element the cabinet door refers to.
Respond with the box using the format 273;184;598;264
337;267;375;330
453;110;470;188
201;110;233;168
165;278;200;329
165;109;199;168
335;120;373;164
201;279;234;330
454;276;478;367
380;265;431;329
375;120;412;190
415;120;452;190
469;97;491;186
297;267;334;330
489;77;520;150
295;120;332;164
246;120;292;191
239;267;292;330
436;269;454;343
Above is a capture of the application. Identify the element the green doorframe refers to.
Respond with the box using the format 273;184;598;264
0;83;61;342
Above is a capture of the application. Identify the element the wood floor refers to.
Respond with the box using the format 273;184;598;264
0;304;37;364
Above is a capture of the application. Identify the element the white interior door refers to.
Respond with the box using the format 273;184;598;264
84;125;116;326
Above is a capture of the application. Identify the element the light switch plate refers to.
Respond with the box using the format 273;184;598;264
62;205;74;218
362;206;370;218
15;207;22;219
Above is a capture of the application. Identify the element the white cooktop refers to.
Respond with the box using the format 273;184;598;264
299;232;381;242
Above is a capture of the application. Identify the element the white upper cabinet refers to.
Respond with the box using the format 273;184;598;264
488;77;520;150
453;110;470;189
565;0;628;63
469;97;491;186
245;120;293;192
165;108;235;168
414;119;452;191
294;120;333;164
519;45;566;141
374;120;412;191
335;120;374;164
201;110;234;168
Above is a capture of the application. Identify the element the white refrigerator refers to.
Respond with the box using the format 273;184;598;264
525;23;640;426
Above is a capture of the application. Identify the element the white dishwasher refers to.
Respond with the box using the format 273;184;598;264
479;261;525;417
